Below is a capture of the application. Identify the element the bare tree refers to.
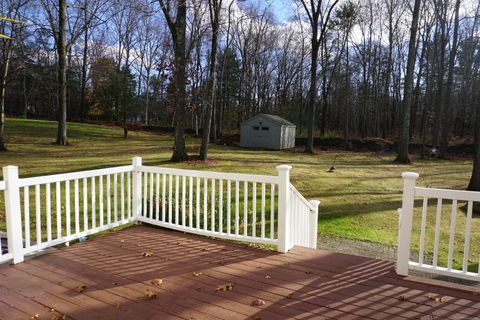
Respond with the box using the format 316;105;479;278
395;0;421;163
159;0;188;161
199;0;223;160
298;0;339;153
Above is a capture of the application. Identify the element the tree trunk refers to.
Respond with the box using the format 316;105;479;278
305;30;319;154
468;100;480;191
56;0;68;146
199;0;221;161
395;0;421;163
170;0;188;162
439;0;461;158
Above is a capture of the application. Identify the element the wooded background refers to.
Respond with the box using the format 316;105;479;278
0;0;479;161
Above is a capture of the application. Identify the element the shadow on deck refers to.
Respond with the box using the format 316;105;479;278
1;225;479;320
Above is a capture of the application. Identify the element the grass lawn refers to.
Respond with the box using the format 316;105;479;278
0;118;477;270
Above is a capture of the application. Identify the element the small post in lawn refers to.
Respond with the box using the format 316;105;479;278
3;166;24;264
309;200;321;249
276;164;292;253
397;172;419;276
132;157;143;219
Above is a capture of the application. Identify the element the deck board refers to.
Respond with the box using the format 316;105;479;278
1;225;479;319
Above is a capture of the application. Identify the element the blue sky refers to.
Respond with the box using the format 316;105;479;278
241;0;292;22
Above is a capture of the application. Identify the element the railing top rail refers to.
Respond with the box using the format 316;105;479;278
18;165;134;187
415;186;480;202
290;183;315;211
138;165;279;184
0;181;4;190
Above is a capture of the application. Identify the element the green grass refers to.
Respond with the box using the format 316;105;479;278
0;118;477;270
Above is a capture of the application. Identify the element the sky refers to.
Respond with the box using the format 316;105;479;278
240;0;293;22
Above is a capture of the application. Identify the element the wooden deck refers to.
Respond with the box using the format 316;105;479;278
1;226;480;320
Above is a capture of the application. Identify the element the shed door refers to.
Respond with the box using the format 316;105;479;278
252;120;270;147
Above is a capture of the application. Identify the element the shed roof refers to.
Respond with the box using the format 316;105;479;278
242;114;295;127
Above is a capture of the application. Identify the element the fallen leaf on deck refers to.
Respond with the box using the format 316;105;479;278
427;295;444;303
193;272;203;277
31;314;39;320
286;293;293;299
47;305;56;312
141;251;153;257
151;278;163;286
73;285;87;293
120;240;125;243
144;289;157;299
396;295;406;301
251;299;266;306
50;315;66;320
215;283;233;291
265;275;271;279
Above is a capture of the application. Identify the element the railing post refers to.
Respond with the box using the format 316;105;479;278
396;172;419;276
276;164;292;253
132;157;142;219
309;200;320;249
3;166;24;264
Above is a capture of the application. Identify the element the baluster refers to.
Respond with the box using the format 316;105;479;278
149;173;153;219
433;198;443;268
56;181;61;239
219;179;223;234
261;183;265;239
35;184;41;245
253;182;258;237
418;197;428;265
175;175;179;224
244;181;248;236
114;174;118;222
162;174;166;222
189;176;193;228
143;172;147;218
74;180;80;234
211;179;215;232
99;176;103;227
447;199;458;270
463;201;473;272
46;183;52;242
203;178;208;230
91;176;96;229
23;186;30;248
65;180;71;236
83;178;88;230
227;180;231;235
127;172;131;218
182;176;186;226
168;174;173;223
196;176;200;228
107;175;111;224
270;184;275;240
235;180;239;235
121;172;125;221
156;173;160;220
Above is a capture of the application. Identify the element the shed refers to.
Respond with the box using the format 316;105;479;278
240;114;296;150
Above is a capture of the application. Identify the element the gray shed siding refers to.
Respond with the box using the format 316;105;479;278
240;114;295;150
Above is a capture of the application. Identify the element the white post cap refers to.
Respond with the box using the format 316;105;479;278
401;172;419;180
276;164;292;171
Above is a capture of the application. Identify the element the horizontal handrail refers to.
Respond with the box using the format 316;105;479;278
18;165;133;187
138;165;279;184
290;183;315;211
415;186;480;202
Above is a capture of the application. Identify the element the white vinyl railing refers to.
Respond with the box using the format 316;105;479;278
0;157;319;264
290;184;320;249
397;172;480;281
